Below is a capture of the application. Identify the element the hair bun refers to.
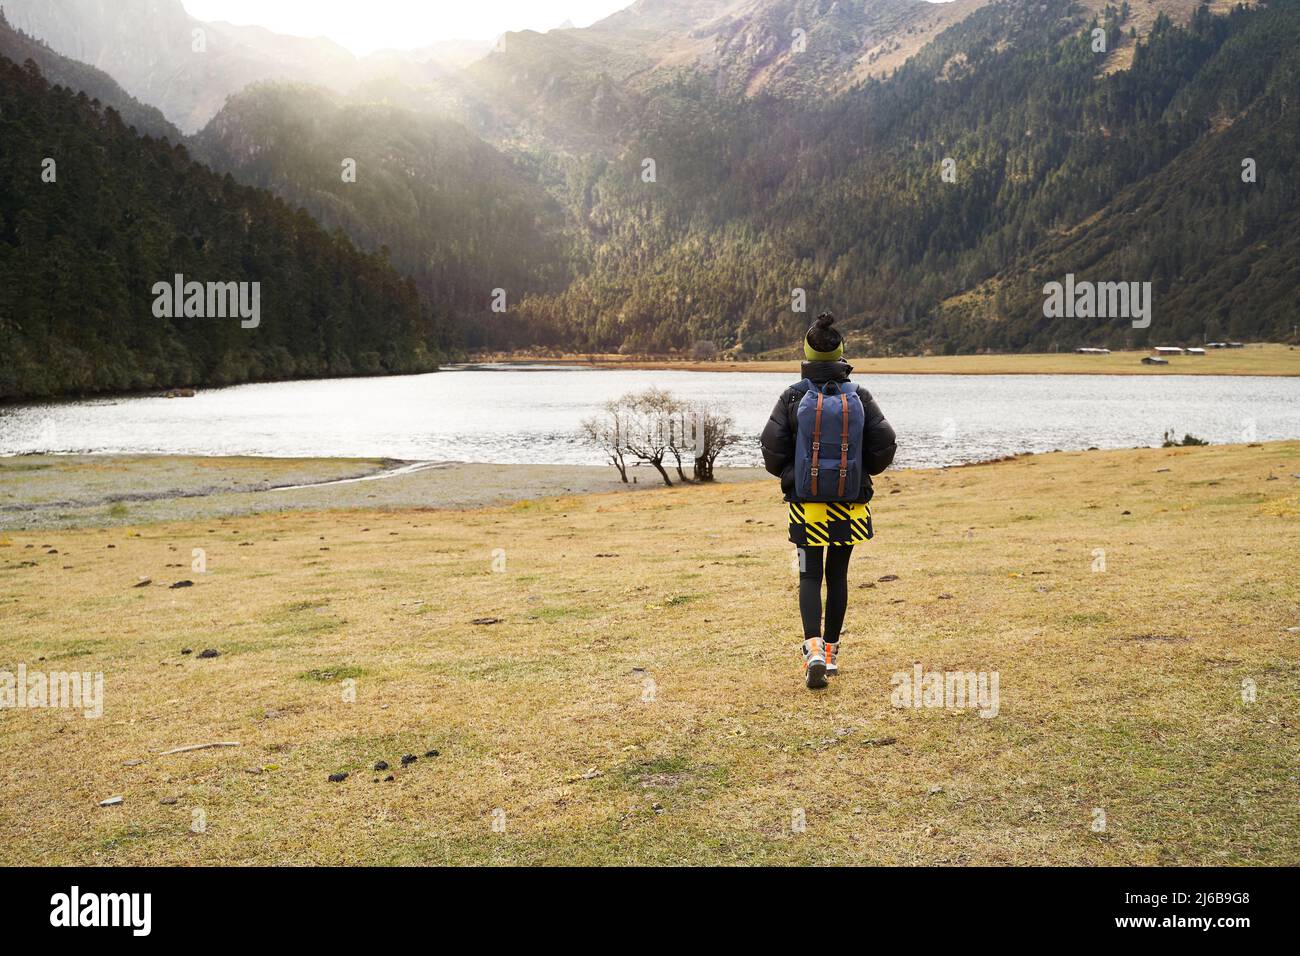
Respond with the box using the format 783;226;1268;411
815;312;836;329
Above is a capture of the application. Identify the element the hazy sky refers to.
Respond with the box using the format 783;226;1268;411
181;0;634;55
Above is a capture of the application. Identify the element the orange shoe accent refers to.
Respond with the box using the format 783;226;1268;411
802;638;824;670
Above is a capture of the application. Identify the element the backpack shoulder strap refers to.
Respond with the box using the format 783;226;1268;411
810;391;825;496
838;392;850;498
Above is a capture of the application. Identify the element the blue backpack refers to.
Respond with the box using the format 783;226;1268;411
792;379;865;502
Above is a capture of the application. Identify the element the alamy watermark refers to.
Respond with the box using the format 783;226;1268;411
49;886;150;936
1;665;103;718
151;274;260;328
891;664;999;718
1043;273;1151;329
646;410;707;458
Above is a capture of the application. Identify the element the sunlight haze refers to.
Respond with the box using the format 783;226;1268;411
180;0;635;56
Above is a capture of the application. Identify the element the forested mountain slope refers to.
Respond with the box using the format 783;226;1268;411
932;1;1300;350
191;83;577;348
505;0;1299;354
0;56;440;400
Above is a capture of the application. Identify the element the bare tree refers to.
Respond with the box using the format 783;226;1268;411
580;399;630;482
663;396;698;484
621;387;677;486
582;388;736;487
689;402;737;482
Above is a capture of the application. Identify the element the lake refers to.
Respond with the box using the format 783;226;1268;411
1;366;1298;469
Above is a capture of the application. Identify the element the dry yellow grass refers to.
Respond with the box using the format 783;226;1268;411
1;442;1297;865
470;344;1300;377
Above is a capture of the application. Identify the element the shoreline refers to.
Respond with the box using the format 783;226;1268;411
2;346;1293;409
0;455;770;531
5;441;1295;531
463;343;1300;377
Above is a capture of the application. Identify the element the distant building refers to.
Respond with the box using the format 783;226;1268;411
1141;356;1169;365
1206;342;1228;348
1227;342;1246;348
1075;347;1111;354
1153;346;1184;355
1186;347;1207;355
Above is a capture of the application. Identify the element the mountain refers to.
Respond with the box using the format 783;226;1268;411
504;0;1298;354
930;0;1300;350
363;38;493;74
0;8;179;139
423;0;998;154
5;0;1296;371
589;0;992;96
0;0;358;133
2;0;486;136
0;54;440;401
190;83;577;348
77;0;1295;357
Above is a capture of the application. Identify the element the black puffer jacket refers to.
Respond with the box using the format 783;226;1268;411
759;360;897;503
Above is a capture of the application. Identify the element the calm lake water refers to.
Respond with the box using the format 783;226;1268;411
2;366;1298;469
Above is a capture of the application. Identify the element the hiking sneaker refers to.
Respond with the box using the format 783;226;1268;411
801;638;828;689
825;642;840;677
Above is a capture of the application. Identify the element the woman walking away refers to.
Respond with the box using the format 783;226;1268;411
760;313;897;689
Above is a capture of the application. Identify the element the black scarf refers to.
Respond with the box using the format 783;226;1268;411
800;359;853;384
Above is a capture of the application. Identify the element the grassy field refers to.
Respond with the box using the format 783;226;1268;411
469;343;1300;376
1;443;1297;865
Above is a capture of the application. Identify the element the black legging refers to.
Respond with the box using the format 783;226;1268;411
798;545;853;642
